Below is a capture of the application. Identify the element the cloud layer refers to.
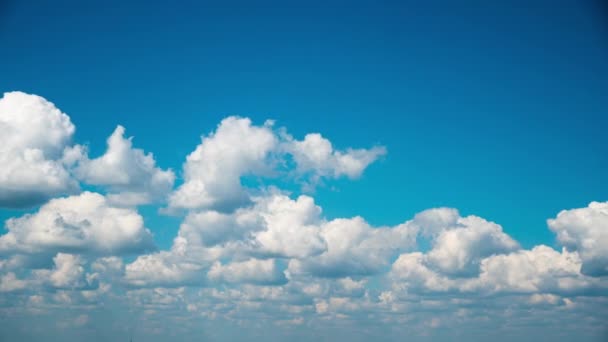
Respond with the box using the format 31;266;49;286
0;92;606;341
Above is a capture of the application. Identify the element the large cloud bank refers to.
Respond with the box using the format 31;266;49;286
0;92;606;341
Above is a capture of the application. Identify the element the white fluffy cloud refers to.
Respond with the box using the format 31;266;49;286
465;245;587;294
387;207;608;297
390;244;604;297
426;215;520;276
548;201;608;276
390;252;452;292
168;117;277;211
0;91;79;207
76;125;175;206
289;216;418;278
0;192;155;256
286;132;386;182
412;207;461;237
125;192;420;287
174;193;326;258
124;193;326;287
250;194;326;259
168;116;386;211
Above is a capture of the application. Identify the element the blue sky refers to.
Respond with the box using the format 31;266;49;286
1;1;607;341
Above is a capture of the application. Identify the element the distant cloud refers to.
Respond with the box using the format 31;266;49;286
208;258;287;285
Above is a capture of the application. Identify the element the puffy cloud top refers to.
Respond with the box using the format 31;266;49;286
168;116;386;212
290;216;418;278
466;245;586;294
0;91;78;207
251;194;326;259
169;117;277;211
548;201;608;276
287;133;387;181
76;125;175;206
426;215;520;276
0;192;155;256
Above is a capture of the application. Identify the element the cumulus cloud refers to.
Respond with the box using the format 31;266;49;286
125;192;419;287
387;209;521;293
548;201;608;276
34;253;98;290
0;192;155;256
47;253;88;289
76;125;175;206
168;117;277;211
463;245;589;294
284;132;386;183
426;215;520;276
250;194;326;259
124;193;326;287
389;243;605;297
168;116;386;212
390;252;452;292
0;92;177;209
289;216;418;278
387;207;608;297
0;91;79;207
176;193;326;258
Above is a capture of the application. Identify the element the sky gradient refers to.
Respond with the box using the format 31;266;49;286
1;1;607;341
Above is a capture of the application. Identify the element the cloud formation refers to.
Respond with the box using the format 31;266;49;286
1;92;606;342
548;201;608;276
0;192;155;257
168;116;386;212
76;125;175;206
284;132;387;187
168;117;278;211
0;92;79;208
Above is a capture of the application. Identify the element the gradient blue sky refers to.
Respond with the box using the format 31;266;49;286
1;1;607;341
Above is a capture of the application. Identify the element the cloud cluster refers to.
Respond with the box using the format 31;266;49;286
0;192;154;258
168;117;386;212
0;92;176;208
1;92;607;341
